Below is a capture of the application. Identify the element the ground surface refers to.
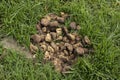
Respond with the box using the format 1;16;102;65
0;0;120;80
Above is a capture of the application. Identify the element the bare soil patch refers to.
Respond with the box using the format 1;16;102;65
0;37;33;58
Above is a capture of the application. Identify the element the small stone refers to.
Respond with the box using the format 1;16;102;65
63;50;69;56
33;54;37;59
44;51;51;60
36;23;41;31
60;12;65;17
56;36;63;41
76;25;81;30
76;35;81;41
60;51;65;56
73;42;83;48
50;42;59;52
50;32;57;40
39;41;46;46
48;46;55;53
44;15;51;21
63;37;69;43
65;43;73;52
70;22;76;29
30;43;38;53
59;44;66;51
62;37;67;42
49;21;59;27
67;33;76;41
40;44;47;52
56;17;65;23
56;43;60;46
60;12;69;19
41;18;50;26
40;34;45;41
56;28;62;36
62;27;68;34
75;47;85;55
42;27;47;33
45;33;52;42
31;34;41;43
84;36;91;45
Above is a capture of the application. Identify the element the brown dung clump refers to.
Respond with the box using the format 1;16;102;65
30;12;93;73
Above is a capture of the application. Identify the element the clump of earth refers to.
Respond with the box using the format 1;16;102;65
30;12;93;73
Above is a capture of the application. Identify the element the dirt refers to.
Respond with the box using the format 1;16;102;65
0;37;33;58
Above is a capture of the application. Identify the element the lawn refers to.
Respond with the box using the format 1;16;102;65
0;0;120;80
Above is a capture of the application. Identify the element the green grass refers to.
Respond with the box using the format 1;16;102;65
0;0;120;80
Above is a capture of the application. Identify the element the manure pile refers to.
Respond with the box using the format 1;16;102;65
30;12;93;73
